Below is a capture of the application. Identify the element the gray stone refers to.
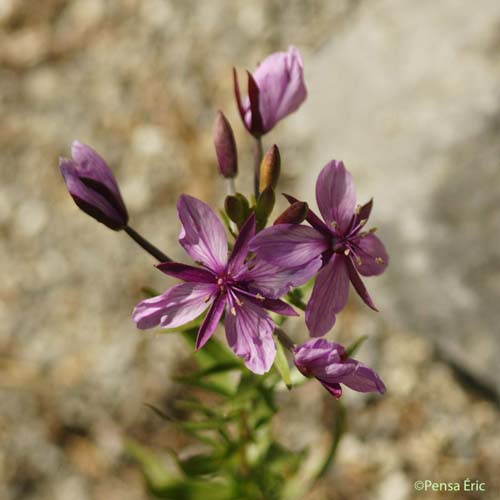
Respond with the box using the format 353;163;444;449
298;0;500;396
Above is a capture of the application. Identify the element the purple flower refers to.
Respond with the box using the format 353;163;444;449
293;339;386;398
133;195;317;374
250;160;389;337
59;141;128;230
234;46;307;136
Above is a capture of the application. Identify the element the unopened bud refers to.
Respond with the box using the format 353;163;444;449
213;111;238;178
224;195;246;226
259;144;281;193
274;201;308;225
59;141;129;230
255;186;275;227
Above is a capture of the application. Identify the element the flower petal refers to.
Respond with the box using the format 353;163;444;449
228;214;256;273
250;46;307;133
233;68;249;133
224;297;276;374
156;262;215;283
316;160;356;235
177;195;228;273
241;257;322;299
353;233;389;276
247;71;264;135
345;256;378;311
305;254;350;337
132;282;216;330
319;380;343;398
336;359;386;394
351;198;373;231
261;298;298;317
293;338;342;368
230;287;298;317
195;293;226;350
250;224;328;267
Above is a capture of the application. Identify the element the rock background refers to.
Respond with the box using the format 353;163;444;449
0;1;499;499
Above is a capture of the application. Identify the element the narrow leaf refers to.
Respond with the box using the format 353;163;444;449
274;339;292;390
345;335;369;357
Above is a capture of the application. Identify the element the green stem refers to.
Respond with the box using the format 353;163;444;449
124;225;171;262
275;328;296;352
286;292;307;311
253;136;263;199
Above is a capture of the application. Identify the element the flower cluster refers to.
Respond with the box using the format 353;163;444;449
59;46;387;398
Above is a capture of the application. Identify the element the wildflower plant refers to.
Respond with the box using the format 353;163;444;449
59;46;388;499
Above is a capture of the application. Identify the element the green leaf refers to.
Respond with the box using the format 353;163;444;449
125;440;175;491
144;403;173;422
152;479;235;500
314;400;346;479
282;400;346;499
180;330;235;368
158;317;204;334
175;361;242;382
219;209;237;239
176;378;236;398
274;340;292;390
345;335;369;357
178;453;221;477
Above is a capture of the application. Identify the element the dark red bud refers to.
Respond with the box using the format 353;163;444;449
213;111;238;178
274;201;308;225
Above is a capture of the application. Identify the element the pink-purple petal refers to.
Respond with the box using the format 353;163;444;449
336;359;386;394
228;214;256;273
246;71;264;135
261;298;298;317
250;46;307;133
250;224;328;267
316;160;356;235
132;282;215;330
345;256;378;311
319;381;343;398
156;262;215;283
195;293;226;350
353;233;389;276
224;298;276;374
293;338;386;397
351;198;373;231
305;254;350;337
229;288;297;317
177;195;228;273
241;257;322;299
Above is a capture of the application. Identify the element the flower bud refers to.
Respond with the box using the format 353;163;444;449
293;339;386;398
259;144;280;194
213;111;238;179
224;195;246;226
255;186;275;230
59;141;128;230
274;201;308;225
234;46;307;136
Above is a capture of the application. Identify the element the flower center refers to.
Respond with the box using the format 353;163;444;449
332;236;347;254
216;272;234;292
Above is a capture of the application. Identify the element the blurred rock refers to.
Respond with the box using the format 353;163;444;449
299;0;500;398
